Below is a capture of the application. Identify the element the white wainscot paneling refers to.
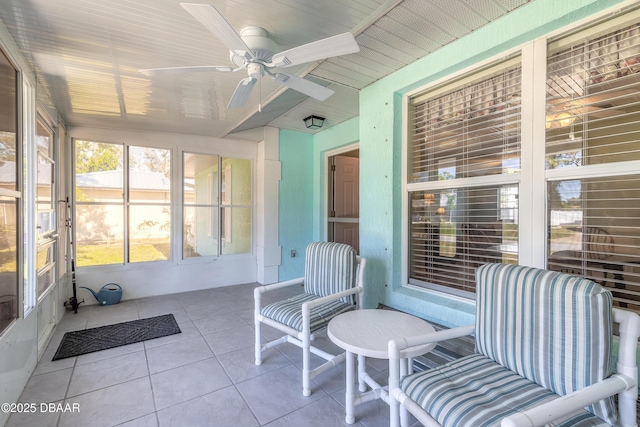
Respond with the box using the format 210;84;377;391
75;255;257;302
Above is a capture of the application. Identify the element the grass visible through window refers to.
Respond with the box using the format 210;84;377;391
77;241;170;266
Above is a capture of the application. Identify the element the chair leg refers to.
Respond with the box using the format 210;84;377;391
302;331;312;396
254;289;263;366
255;318;262;366
400;359;410;427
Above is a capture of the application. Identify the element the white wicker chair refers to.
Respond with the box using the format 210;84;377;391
254;241;366;396
388;263;639;427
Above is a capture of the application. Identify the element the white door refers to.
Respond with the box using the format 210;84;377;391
329;154;359;253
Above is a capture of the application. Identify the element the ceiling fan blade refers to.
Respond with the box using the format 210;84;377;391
139;65;235;76
273;72;334;101
268;33;359;68
180;3;253;59
227;77;257;108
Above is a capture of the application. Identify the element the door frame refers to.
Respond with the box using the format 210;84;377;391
324;143;359;242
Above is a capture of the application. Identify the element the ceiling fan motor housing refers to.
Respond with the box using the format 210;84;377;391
230;26;278;66
247;62;262;79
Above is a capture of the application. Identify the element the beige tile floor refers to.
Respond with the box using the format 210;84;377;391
7;283;393;427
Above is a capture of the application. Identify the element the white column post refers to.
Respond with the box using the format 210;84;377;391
256;126;282;284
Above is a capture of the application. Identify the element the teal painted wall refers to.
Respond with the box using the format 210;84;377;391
356;0;628;326
278;119;360;281
278;129;313;280
276;0;628;321
311;117;360;241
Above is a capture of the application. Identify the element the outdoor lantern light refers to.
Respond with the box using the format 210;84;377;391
304;115;325;129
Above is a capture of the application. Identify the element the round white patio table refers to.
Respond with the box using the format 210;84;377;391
327;309;436;425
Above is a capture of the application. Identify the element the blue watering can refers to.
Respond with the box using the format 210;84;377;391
80;283;122;305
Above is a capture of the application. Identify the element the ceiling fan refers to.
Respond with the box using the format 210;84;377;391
140;3;360;108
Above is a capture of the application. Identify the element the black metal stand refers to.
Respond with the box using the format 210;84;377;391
62;197;83;313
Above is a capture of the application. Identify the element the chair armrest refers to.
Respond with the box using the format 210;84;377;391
298;286;364;331
388;324;475;360
302;286;363;311
254;278;304;315
501;374;635;427
255;277;304;296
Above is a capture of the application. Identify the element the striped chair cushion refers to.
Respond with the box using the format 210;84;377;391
304;242;357;305
400;353;610;427
474;263;616;424
260;293;354;332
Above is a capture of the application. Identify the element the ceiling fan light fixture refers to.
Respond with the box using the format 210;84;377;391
304;115;325;129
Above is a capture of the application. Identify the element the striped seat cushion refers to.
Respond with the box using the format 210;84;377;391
260;293;354;332
474;263;616;424
304;242;357;305
400;353;610;427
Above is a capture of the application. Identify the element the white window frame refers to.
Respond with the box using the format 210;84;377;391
35;116;58;301
181;150;253;260
73;139;173;268
402;54;525;298
22;78;36;315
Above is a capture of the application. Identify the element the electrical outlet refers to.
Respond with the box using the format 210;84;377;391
290;250;296;257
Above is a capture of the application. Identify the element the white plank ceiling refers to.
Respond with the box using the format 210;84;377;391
0;0;530;140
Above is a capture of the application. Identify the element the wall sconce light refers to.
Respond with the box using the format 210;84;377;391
304;115;325;130
424;193;435;206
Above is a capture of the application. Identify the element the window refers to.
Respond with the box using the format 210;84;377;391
36;119;57;298
407;59;521;296
75;141;171;266
546;20;640;312
183;153;251;258
0;49;19;332
128;145;171;263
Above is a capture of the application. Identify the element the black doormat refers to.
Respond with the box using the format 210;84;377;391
52;314;181;361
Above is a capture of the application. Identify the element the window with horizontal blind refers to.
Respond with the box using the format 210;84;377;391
546;22;640;168
546;19;640;313
409;185;519;295
547;175;640;311
408;63;522;183
407;59;521;296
